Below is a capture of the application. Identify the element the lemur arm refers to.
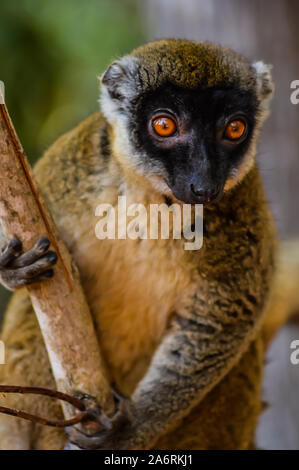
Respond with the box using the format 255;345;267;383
69;271;270;450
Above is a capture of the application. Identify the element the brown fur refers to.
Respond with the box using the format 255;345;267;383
0;40;278;449
131;40;256;91
0;112;275;449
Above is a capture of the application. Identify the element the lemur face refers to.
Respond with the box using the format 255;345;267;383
100;40;273;204
132;83;257;204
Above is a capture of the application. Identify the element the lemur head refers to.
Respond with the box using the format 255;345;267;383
100;39;273;205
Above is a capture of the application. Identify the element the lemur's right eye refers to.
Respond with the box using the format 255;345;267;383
152;116;177;137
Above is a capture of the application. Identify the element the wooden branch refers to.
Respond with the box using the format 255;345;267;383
0;95;114;428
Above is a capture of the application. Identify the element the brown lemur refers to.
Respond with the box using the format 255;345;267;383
0;39;276;450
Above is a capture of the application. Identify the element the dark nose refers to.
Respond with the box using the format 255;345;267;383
190;184;219;204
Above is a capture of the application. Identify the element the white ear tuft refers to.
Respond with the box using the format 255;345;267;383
100;56;140;101
99;56;140;124
252;61;274;101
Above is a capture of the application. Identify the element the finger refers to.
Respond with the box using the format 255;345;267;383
10;237;51;268
12;252;57;278
24;269;54;284
0;237;22;267
1;269;54;289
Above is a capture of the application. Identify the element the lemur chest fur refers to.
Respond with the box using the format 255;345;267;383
33;115;195;396
69;188;193;395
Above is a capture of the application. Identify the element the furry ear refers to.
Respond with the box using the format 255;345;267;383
252;61;274;101
101;56;140;101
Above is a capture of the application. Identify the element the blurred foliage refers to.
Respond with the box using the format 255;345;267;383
0;0;143;163
0;0;143;321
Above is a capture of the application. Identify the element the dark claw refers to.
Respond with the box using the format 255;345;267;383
9;236;23;251
35;236;51;252
46;251;58;263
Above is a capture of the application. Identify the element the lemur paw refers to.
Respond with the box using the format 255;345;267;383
0;236;57;290
66;387;141;450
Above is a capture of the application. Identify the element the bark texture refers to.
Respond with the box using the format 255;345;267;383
0;101;113;423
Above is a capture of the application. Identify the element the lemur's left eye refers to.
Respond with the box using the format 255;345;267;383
224;119;247;141
152;116;177;137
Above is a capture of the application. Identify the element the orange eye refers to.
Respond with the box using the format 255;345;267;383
224;120;246;141
152;116;176;137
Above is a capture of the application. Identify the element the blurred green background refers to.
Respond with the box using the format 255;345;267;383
0;0;143;163
0;0;144;317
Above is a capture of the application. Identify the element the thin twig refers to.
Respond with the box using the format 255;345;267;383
0;385;86;410
0;384;87;427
